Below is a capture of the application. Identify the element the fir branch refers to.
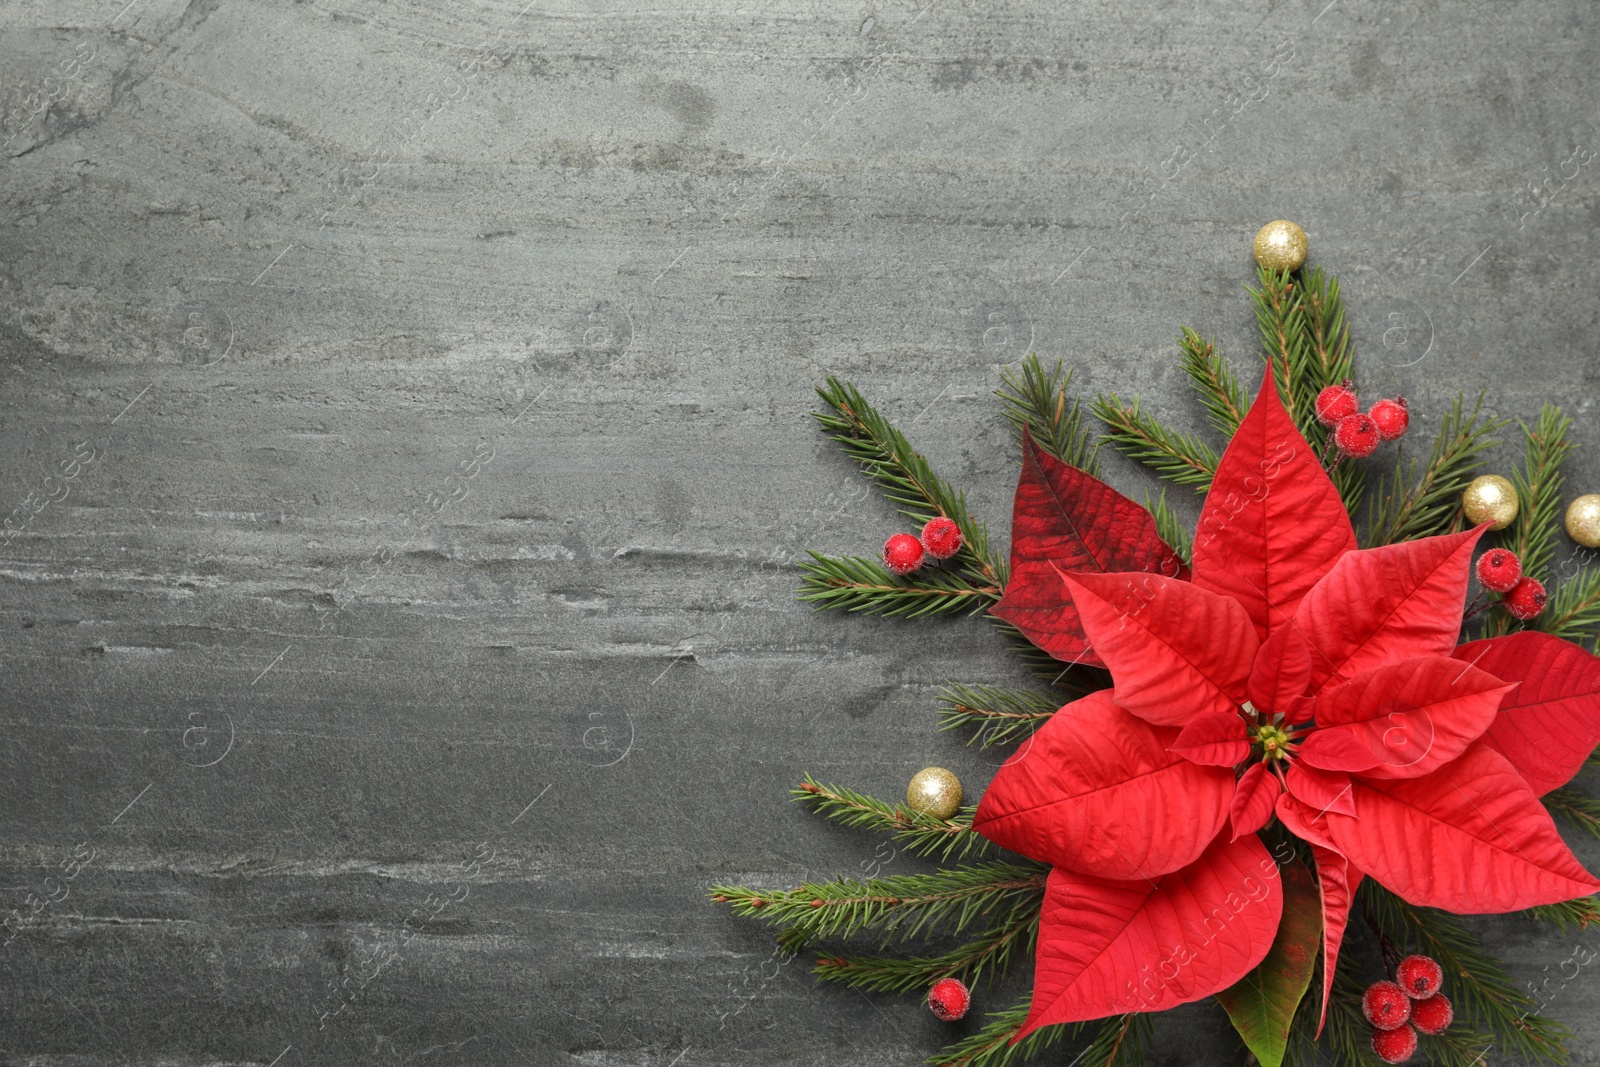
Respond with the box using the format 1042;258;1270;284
996;355;1101;474
1485;405;1574;638
1544;786;1600;842
1092;393;1218;491
1362;881;1569;1064
989;618;1114;697
929;1002;1147;1067
1249;266;1309;428
928;995;1065;1067
1177;327;1247;438
1524;894;1600;933
709;861;1045;948
1508;405;1575;583
1144;488;1194;565
1297;265;1354;396
1541;562;1600;648
791;776;995;863
1364;392;1508;547
811;894;1040;992
938;682;1060;748
798;553;1001;619
814;377;1005;587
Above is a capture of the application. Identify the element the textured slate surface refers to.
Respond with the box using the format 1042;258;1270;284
3;1;1599;1064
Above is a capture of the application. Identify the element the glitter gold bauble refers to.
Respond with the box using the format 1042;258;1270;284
1253;220;1308;272
906;766;963;821
1565;494;1600;548
1462;474;1519;531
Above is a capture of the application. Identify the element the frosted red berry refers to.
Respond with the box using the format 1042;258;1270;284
1369;397;1410;441
1362;980;1412;1030
1371;1024;1418;1063
1410;993;1453;1036
921;517;964;560
1335;413;1382;458
1504;577;1548;621
928;977;970;1021
1315;380;1360;427
1476;549;1523;593
1396;954;1444;999
883;533;925;576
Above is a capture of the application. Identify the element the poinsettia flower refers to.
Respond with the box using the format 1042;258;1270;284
975;364;1600;1039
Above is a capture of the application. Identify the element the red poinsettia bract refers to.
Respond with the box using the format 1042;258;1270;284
975;365;1600;1039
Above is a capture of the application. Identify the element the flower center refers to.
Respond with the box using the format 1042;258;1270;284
1252;723;1295;762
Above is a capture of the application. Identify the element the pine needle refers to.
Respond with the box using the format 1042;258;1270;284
937;682;1061;748
709;861;1045;947
1092;392;1219;491
790;775;995;863
798;552;1001;619
1177;327;1248;439
1508;405;1575;583
1364;392;1509;547
996;355;1101;474
811;896;1040;992
1544;786;1600;842
814;377;1005;589
1541;563;1600;649
1143;488;1194;565
929;1001;1148;1067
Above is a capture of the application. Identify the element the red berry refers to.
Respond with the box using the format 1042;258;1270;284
1504;576;1548;620
1371;1024;1418;1063
1315;380;1360;427
1362;981;1412;1030
928;977;970;1021
1335;413;1382;458
882;533;925;576
1369;397;1410;441
1410;993;1453;1036
1396;954;1444;999
921;517;964;560
1475;549;1523;593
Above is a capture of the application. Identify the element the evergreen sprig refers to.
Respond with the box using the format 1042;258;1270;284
1541;563;1600;649
1508;405;1575;583
1486;405;1574;638
1362;881;1569;1063
1250;266;1309;421
791;776;994;863
710;861;1045;948
929;1001;1148;1067
1364;392;1508;547
997;355;1101;474
1524;894;1600;932
938;682;1060;748
811;893;1040;992
1544;786;1600;842
1092;392;1219;491
1143;488;1194;564
1297;265;1354;397
814;377;1005;588
798;552;1001;618
1177;328;1248;439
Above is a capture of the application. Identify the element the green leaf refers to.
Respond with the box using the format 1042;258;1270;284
1214;858;1320;1067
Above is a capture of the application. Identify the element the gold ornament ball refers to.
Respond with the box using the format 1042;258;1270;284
907;767;963;821
1566;494;1600;548
1253;220;1308;272
1462;475;1520;531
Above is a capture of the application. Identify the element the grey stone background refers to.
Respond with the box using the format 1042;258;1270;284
2;0;1598;1064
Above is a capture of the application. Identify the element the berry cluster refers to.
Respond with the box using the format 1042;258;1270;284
882;517;964;576
1315;381;1408;459
1363;955;1452;1063
1474;547;1547;621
